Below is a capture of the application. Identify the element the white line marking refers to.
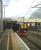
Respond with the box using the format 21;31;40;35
15;33;30;50
7;33;9;50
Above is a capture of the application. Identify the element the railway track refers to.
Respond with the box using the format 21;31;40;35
28;30;41;36
20;30;41;50
28;31;41;40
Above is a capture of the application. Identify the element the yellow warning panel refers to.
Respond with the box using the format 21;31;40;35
24;24;26;29
21;24;24;29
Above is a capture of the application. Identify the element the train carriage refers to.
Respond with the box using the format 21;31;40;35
3;21;30;36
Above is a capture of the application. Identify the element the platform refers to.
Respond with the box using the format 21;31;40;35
10;29;30;50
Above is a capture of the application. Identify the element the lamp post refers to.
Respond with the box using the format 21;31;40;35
3;5;8;20
22;17;24;23
0;0;3;33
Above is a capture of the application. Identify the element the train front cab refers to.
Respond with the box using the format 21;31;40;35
17;23;29;36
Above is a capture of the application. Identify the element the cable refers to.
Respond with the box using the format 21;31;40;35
32;1;41;8
24;0;41;17
24;0;36;17
32;3;41;8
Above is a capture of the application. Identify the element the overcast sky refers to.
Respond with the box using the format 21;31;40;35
3;0;41;19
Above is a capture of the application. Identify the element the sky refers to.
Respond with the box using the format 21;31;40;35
3;0;41;19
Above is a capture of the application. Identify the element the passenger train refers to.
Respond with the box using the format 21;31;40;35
3;21;30;36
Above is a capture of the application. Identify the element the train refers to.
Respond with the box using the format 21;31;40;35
3;20;30;36
17;23;29;36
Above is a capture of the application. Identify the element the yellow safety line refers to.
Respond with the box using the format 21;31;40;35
7;33;9;50
11;33;19;50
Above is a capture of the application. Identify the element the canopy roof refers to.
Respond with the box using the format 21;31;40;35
16;18;41;23
29;8;41;19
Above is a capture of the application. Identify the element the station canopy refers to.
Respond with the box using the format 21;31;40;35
16;18;41;23
29;8;41;19
16;7;41;23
